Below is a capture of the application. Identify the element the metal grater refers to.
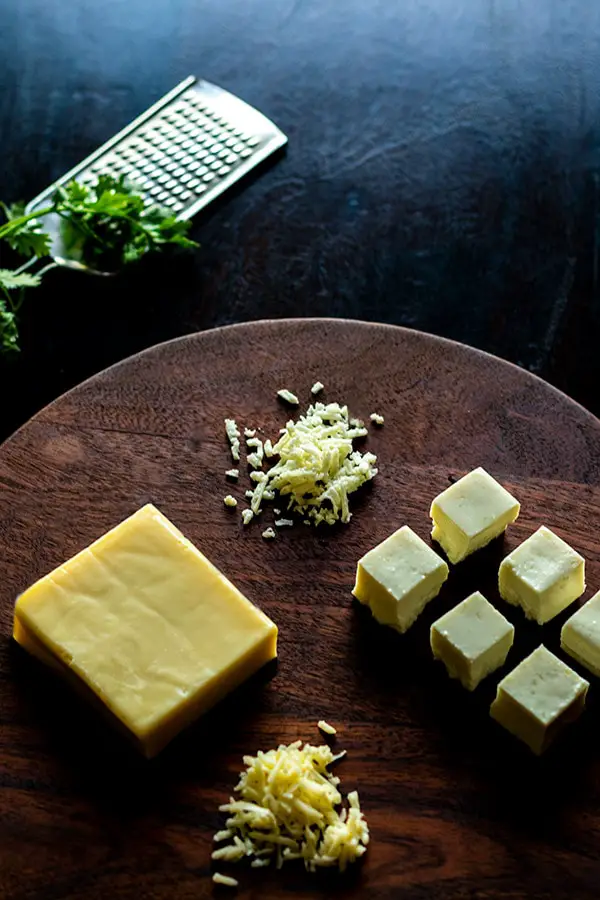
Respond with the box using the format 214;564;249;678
26;75;287;274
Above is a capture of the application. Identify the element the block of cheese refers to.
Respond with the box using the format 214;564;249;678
13;504;278;757
490;645;588;754
430;467;520;564
431;591;514;691
561;590;600;677
352;525;449;633
499;526;585;625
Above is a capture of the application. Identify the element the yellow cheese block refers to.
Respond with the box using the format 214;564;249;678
13;504;278;757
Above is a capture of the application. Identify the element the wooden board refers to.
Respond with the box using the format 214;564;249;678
2;318;600;900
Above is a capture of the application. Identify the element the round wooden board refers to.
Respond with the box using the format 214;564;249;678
2;318;600;900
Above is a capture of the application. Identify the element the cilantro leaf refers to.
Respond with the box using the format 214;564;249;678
0;269;42;291
0;201;52;258
0;173;199;355
0;297;19;353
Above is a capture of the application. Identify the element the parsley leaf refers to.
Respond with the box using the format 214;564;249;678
0;201;52;259
0;269;42;291
0;298;19;353
0;174;199;355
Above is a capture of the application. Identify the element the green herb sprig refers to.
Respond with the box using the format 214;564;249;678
0;175;198;353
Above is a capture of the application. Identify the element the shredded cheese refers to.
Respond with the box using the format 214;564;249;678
212;741;369;878
224;495;238;508
311;381;325;395
224;396;377;529
212;872;239;887
370;413;385;426
261;527;277;540
260;402;377;526
318;720;337;735
277;389;300;406
225;419;241;461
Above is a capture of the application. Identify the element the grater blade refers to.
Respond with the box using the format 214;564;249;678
25;76;287;275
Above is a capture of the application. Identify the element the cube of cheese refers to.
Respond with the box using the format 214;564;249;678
561;590;600;677
499;526;585;625
431;592;514;690
490;645;588;754
353;525;449;633
13;504;278;757
430;467;520;564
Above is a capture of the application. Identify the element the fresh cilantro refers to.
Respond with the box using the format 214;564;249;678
0;269;42;292
0;202;52;259
0;175;199;354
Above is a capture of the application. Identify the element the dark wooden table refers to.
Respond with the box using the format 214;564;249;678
1;0;600;440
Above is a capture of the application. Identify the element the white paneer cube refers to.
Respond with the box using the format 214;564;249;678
490;646;588;754
430;467;520;564
561;590;600;677
499;526;585;624
353;526;449;633
431;592;514;690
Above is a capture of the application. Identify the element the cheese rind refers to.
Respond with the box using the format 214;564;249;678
430;467;520;564
13;504;277;757
490;645;588;754
353;526;449;633
431;592;514;691
499;526;585;624
561;590;600;677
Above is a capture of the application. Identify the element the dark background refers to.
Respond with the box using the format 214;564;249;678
1;0;600;442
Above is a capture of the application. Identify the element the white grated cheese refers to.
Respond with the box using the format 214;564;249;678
224;398;377;529
212;872;239;887
241;509;254;526
225;419;241;462
225;469;239;480
277;389;300;406
274;519;294;528
318;720;337;735
370;413;385;426
261;527;276;540
311;381;325;395
212;741;369;881
214;829;233;842
264;402;377;526
224;495;238;508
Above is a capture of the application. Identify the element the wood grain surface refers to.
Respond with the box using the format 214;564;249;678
2;319;600;900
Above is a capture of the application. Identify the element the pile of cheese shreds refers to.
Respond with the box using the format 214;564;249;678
225;395;379;529
211;739;370;885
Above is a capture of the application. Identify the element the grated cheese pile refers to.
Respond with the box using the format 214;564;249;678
260;402;377;526
223;390;380;530
212;740;369;877
225;419;241;462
